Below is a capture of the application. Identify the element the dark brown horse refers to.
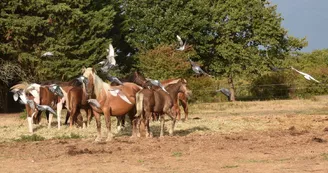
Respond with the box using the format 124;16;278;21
83;67;142;141
134;80;189;137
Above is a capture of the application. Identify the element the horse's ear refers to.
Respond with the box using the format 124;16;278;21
81;66;86;73
92;66;96;74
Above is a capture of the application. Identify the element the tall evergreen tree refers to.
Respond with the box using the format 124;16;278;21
0;0;116;81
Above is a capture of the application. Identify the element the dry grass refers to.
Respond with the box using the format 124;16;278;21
1;96;328;142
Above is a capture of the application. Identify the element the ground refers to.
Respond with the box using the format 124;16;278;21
1;97;328;173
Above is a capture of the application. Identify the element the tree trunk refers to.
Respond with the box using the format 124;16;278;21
228;74;236;102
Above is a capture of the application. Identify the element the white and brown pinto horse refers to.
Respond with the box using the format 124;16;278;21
82;67;142;142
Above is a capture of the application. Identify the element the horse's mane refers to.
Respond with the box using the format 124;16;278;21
10;81;30;91
83;67;110;98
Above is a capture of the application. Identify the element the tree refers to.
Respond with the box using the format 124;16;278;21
0;0;116;81
121;0;307;101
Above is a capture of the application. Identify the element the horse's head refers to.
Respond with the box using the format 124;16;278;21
177;79;192;99
82;67;96;96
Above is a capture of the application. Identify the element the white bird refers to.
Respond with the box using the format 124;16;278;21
108;88;132;104
87;99;101;108
42;52;54;57
99;43;117;72
291;66;320;83
176;35;187;51
12;89;36;109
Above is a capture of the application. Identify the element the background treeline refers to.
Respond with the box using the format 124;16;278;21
0;0;326;112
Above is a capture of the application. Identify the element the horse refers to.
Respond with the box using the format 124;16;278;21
66;79;93;128
134;80;189;138
161;78;191;121
10;82;59;132
82;67;142;141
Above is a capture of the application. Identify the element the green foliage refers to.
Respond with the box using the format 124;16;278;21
249;73;291;100
135;45;195;79
187;76;222;103
15;134;45;142
0;0;116;81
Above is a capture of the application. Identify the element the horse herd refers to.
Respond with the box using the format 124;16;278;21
11;67;191;142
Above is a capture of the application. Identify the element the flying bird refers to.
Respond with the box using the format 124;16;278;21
107;75;123;85
108;88;132;104
87;99;101;109
189;58;211;76
36;104;57;115
76;76;89;86
42;52;54;57
99;43;117;72
146;78;168;93
176;35;187;51
216;88;231;99
11;89;36;109
291;66;320;83
48;84;64;97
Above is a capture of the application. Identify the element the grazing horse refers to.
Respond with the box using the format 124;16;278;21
82;67;142;141
161;78;191;121
134;80;189;137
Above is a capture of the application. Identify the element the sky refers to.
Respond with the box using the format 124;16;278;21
270;0;328;52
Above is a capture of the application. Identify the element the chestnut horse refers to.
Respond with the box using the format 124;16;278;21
66;80;93;128
161;78;191;121
82;67;142;141
134;80;189;137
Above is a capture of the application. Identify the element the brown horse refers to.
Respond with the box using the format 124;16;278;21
82;67;142;141
66;80;93;128
134;80;189;137
161;78;191;121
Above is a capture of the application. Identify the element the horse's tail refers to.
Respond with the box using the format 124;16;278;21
10;81;30;91
134;91;144;119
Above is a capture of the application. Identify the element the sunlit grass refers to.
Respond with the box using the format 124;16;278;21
1;96;328;142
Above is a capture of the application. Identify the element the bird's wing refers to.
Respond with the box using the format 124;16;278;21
88;99;101;108
29;89;39;99
45;106;57;115
27;100;35;110
109;44;115;58
109;89;119;96
176;35;183;46
118;92;132;104
13;93;19;101
309;76;320;83
114;78;123;85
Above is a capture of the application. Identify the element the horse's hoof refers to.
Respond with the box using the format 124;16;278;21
146;133;153;138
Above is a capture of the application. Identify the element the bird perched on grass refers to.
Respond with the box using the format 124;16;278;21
176;35;187;51
42;52;54;57
291;66;320;83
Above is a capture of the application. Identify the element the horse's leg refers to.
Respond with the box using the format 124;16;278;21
116;116;123;133
104;108;113;142
48;112;53;129
180;96;188;121
56;102;63;129
69;106;76;128
160;115;165;137
64;111;70;125
166;109;176;136
93;110;102;142
87;108;93;127
144;112;152;138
